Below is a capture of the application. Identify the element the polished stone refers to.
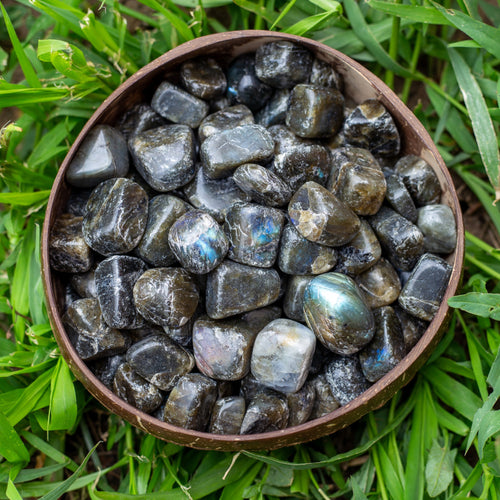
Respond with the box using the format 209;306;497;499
129;124;196;192
210;95;231;112
83;178;148;256
133;268;199;327
398;253;452;321
168;210;228;274
180;57;226;99
200;124;274;179
129;323;165;343
183;165;251;223
385;174;418;223
334;219;381;276
303;273;375;355
240;306;282;334
151;81;209;128
70;266;97;298
126;334;195;391
209;396;246;434
90;354;125;389
324;355;370;406
65;189;91;217
240;392;289;434
268;124;314;154
193;317;256;380
63;298;131;360
136;195;190;267
225;202;284;268
343;99;400;157
288;181;360;247
162;373;218;431
63;283;80;312
50;214;93;273
198;104;254;143
417;204;457;254
113;362;163;414
233;163;292;207
287;381;315;426
359;306;406;382
118;103;166;140
206;260;280;319
394;155;441;206
394;305;428;352
279;223;337;275
239;373;269;402
286;84;344;138
255;89;290;127
95;255;147;329
309;58;343;90
66;125;129;188
283;275;314;323
309;373;340;419
328;147;386;215
163;315;195;347
251;318;316;393
226;54;273;111
355;258;401;309
368;206;424;271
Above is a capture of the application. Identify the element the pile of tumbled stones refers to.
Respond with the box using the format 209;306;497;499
49;40;457;435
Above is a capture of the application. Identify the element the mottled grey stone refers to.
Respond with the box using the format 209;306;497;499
268;124;314;154
70;266;97;298
385;174;418;223
417;204;457;254
309;373;340;419
65;189;91;217
240;392;289;434
283;275;314;322
240;306;282;334
180;57;226;99
198;105;254;143
394;305;428;352
90;354;125;389
309;58;343;90
255;89;290;127
118;103;166;140
287;381;315;426
209;396;246;434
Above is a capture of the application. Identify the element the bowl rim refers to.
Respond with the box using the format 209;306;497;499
41;30;465;451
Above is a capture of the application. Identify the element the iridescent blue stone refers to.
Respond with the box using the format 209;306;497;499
168;210;228;274
303;273;375;355
226;54;273;112
128;124;196;192
240;392;289;434
417;204;457;254
198;105;254;143
251;319;316;393
66;125;129;188
151;81;209;128
255;89;290;127
359;306;405;382
278;223;337;275
225;202;285;268
283;275;314;322
180;57;226;99
118;103;166;140
209;396;246;434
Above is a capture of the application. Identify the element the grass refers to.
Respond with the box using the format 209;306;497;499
0;0;499;498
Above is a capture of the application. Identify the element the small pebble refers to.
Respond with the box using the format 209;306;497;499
209;396;246;434
180;57;226;99
240;392;289;434
283;275;314;322
255;89;290;127
119;103;166;140
385;174;418;223
198;104;254;143
417;204;457;254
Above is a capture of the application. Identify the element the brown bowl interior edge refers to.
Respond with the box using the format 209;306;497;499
42;31;465;451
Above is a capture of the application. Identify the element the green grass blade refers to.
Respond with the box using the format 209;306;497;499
47;357;77;431
367;1;450;25
0;191;50;206
425;438;457;497
285;11;340;36
449;48;500;201
0;88;68;107
0;409;30;464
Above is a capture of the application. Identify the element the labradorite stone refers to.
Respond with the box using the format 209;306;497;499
210;95;231;112
200;124;274;179
255;89;291;127
65;189;91;216
240;306;282;334
368;206;424;271
343;99;400;157
129;323;165;343
268;124;314;154
163;315;195;347
95;256;147;329
324;355;370;406
133;268;199;327
328;147;386;216
50;214;93;273
136;195;190;267
394;305;428;352
83;178;148;256
168;210;228;274
287;381;315;426
309;374;340;419
385;174;418;223
394;155;441;206
113;363;163;413
398;253;452;321
198;105;254;143
309;58;343;90
303;273;375;355
180;58;226;99
359;306;406;382
126;334;195;391
192;317;256;381
255;41;313;88
286;84;344;138
66;125;129;188
162;373;218;431
288;181;360;247
71;266;97;298
251;319;316;393
118;103;166;140
183;165;251;223
63;298;131;360
278;223;337;275
205;260;280;319
335;219;381;276
128;124;196;192
64;284;80;312
283;275;314;322
151;81;209;128
240;392;289;434
226;54;273;112
225;202;284;268
233;164;293;207
355;258;401;309
90;354;125;389
271;143;331;190
209;396;246;434
417;204;457;254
